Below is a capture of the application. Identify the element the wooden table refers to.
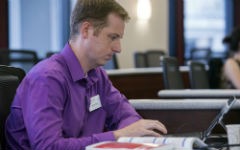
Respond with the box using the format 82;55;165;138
129;99;240;134
107;67;190;99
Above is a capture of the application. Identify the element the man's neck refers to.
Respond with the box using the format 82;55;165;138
69;40;91;74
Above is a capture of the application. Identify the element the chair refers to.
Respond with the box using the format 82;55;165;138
208;58;223;89
161;56;184;89
145;50;165;67
190;48;211;65
46;51;58;58
134;52;147;68
0;49;39;72
0;65;25;149
103;54;119;70
188;61;210;89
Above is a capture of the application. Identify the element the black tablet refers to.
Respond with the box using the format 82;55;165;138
202;96;237;141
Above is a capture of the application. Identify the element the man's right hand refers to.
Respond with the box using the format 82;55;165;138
113;119;167;140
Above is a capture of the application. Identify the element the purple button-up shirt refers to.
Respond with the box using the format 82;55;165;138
5;44;141;150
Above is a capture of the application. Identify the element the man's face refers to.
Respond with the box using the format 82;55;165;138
85;13;125;67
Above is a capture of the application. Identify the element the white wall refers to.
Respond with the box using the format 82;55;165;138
116;0;169;68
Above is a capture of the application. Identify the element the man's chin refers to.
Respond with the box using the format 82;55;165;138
98;60;108;67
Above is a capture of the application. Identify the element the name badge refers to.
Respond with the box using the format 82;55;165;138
89;95;102;112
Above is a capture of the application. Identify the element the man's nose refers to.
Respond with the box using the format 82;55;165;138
112;40;121;53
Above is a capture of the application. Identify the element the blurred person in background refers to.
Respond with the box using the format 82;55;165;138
222;27;240;89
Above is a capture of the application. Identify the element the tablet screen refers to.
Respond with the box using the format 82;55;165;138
202;97;237;141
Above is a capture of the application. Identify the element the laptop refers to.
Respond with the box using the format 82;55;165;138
166;96;237;142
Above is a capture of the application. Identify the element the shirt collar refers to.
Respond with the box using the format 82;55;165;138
60;43;98;83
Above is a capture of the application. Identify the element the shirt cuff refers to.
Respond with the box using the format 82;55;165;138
118;115;142;129
94;131;116;142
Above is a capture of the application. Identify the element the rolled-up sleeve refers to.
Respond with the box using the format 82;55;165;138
98;69;142;131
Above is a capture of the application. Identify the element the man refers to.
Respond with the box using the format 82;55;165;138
5;0;167;149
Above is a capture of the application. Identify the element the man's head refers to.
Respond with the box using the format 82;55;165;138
70;0;130;39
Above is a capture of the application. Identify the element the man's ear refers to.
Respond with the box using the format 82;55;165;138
79;21;92;39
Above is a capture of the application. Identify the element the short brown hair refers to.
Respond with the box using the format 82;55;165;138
70;0;130;39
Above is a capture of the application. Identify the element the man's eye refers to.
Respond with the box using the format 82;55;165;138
109;35;118;41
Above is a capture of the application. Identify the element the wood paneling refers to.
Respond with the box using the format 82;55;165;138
0;0;8;48
109;71;190;99
136;109;240;134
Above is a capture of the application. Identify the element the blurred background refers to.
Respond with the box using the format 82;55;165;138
0;0;240;71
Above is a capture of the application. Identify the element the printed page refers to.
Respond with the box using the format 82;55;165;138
118;137;207;149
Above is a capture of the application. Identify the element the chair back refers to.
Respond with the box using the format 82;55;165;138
46;51;58;58
145;50;165;67
0;49;39;72
0;65;25;149
161;56;184;89
134;50;165;68
188;61;210;89
190;48;211;65
208;58;223;89
134;52;147;68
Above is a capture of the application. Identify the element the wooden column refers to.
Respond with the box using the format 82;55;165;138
169;0;185;65
0;0;8;48
233;0;240;27
175;0;184;65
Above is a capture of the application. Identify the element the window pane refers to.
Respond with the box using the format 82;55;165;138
184;0;226;63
